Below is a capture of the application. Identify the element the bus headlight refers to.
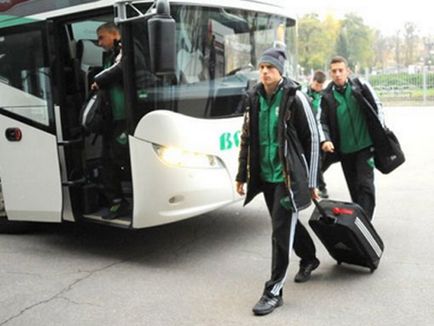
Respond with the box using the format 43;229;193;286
153;144;222;169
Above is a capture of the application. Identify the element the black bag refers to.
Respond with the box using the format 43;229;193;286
373;127;405;174
80;91;110;134
351;77;405;174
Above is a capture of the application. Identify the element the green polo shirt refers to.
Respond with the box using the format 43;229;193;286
333;85;372;154
258;88;285;183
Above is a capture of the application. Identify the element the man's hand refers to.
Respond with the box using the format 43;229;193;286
310;188;320;201
91;82;99;91
321;141;335;153
236;182;245;196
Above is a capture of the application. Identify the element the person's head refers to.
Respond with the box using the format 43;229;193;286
96;22;121;51
310;70;326;92
258;47;286;89
329;56;350;87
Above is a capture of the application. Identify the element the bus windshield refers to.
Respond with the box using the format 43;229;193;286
130;4;296;120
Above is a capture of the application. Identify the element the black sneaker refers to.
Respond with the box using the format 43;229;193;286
102;200;130;220
294;258;320;283
252;294;283;316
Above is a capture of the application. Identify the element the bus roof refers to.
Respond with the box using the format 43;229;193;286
1;0;292;26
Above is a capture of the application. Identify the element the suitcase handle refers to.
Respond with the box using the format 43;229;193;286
312;198;337;224
332;207;354;215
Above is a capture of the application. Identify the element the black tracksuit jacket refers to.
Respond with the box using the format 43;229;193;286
236;77;320;212
318;77;385;162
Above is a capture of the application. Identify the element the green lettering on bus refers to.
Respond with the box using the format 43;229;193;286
219;131;241;151
233;130;241;147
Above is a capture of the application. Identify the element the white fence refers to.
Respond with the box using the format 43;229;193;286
364;69;434;106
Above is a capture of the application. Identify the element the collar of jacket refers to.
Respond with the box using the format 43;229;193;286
257;78;283;101
325;78;364;102
331;80;349;94
307;88;323;96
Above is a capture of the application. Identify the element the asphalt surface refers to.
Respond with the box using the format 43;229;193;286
0;107;433;326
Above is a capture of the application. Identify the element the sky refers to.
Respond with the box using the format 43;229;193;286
288;0;434;36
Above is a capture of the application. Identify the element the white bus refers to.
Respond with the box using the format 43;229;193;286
0;0;296;229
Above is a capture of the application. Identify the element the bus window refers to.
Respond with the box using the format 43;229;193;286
128;5;295;121
70;19;109;97
71;20;103;40
0;29;52;126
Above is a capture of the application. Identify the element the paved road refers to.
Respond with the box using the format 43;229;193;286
1;107;433;326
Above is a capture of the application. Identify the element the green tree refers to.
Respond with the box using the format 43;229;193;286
297;12;429;74
394;31;401;69
372;30;394;70
335;26;350;62
297;13;322;71
298;13;341;72
298;13;374;73
338;13;375;72
403;22;419;66
322;14;340;65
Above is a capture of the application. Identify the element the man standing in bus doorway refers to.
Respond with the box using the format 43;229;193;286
319;56;384;221
91;22;130;220
235;47;321;316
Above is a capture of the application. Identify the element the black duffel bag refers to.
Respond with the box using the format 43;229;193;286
350;77;405;174
373;127;405;174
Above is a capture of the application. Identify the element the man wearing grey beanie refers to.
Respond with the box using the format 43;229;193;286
236;47;320;316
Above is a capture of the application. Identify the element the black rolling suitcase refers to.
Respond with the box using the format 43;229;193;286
309;199;384;272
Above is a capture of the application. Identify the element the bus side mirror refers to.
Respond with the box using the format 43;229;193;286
148;0;176;76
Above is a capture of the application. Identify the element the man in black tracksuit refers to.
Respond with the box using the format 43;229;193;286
235;48;320;316
91;22;130;220
319;56;384;220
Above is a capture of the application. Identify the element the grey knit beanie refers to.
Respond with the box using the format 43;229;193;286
258;47;286;75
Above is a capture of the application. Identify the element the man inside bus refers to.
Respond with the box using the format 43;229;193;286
235;47;320;316
91;22;130;220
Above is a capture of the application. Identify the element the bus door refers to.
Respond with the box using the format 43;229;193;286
0;21;63;222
